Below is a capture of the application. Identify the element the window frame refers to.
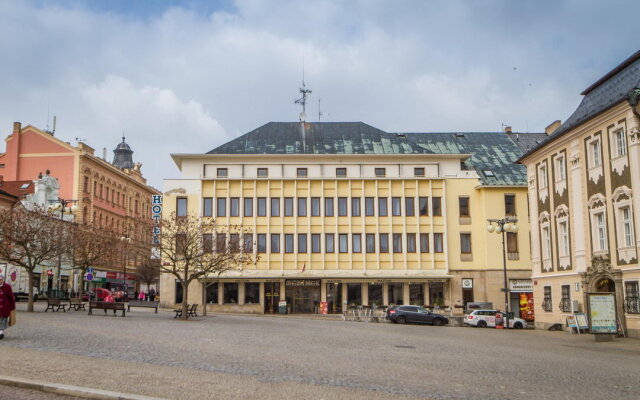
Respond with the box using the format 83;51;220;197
202;197;213;217
257;167;268;177
460;233;472;254
458;196;469;217
217;168;228;178
375;167;386;177
336;167;347;177
296;168;308;177
414;167;425;177
176;198;188;217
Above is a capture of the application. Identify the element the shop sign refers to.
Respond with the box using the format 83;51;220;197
325;280;342;283
285;279;321;287
588;293;617;334
509;279;533;292
151;194;162;258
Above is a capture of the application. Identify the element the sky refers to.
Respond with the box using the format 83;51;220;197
0;0;638;188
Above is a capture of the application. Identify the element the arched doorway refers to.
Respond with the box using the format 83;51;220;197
595;278;615;293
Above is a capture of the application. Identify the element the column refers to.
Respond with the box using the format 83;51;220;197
403;283;410;305
238;282;245;305
218;282;223;305
382;282;389;306
320;281;327;303
362;283;369;306
259;282;265;307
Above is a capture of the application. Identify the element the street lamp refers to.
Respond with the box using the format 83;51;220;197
486;217;518;329
48;198;78;298
120;235;132;298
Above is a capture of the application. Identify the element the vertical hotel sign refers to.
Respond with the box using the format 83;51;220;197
151;194;162;259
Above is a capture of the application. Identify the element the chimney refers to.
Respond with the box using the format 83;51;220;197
13;122;21;134
545;120;562;136
103;147;107;160
503;126;512;134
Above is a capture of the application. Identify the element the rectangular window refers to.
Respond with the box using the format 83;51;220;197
338;197;348;216
284;198;294;216
541;226;551;259
351;198;361;216
558;222;568;256
560;285;571;312
243;235;253;253
366;234;375;253
405;198;415;216
177;198;187;217
215;234;226;253
223;283;238;304
297;168;308;177
336;167;347;177
460;233;472;254
202;234;213;253
297;198;307;217
378;198;388;216
257;198;267;217
217;168;228;178
216;198;226;217
271;198;280;217
542;286;552;311
379;233;389;253
83;176;89;193
325;198;334;217
257;167;268;177
257;234;266;253
203;198;213;217
375;168;386;177
352;234;362;253
271;234;280;253
555;156;566;181
432;197;442;216
406;233;416;253
507;232;519;253
393;233;402;253
339;234;348;253
243;198;253;217
419;197;429;216
615;129;627;157
420;233;429;253
298;234;307;253
365;197;375;216
325;234;335;253
459;197;469;217
311;197;320;216
505;195;516;216
245;283;260;304
539;164;548;189
285;234;294;253
624;281;639;314
591;140;602;167
229;234;240;253
414;167;425;177
433;233;443;253
596;212;607;251
230;198;239;217
311;234;321;253
176;234;187;256
392;197;401;216
622;206;634;247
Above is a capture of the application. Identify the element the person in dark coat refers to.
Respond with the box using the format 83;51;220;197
0;273;16;340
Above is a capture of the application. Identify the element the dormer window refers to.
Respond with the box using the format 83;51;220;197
414;167;425;177
375;168;386;177
336;168;347;177
483;170;495;177
217;168;228;178
297;168;308;177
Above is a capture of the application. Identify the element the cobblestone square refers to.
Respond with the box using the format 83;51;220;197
1;304;639;400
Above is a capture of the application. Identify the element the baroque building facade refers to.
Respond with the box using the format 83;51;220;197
161;122;543;315
519;50;640;338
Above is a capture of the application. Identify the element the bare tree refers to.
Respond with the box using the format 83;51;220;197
0;206;68;312
158;212;257;320
135;258;160;294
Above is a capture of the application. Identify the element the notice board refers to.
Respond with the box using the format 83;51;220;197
587;293;617;334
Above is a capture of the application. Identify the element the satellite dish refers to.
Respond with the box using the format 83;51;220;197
299;111;306;122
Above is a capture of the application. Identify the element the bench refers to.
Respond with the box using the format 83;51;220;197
45;298;67;312
68;298;86;311
88;301;126;317
174;304;198;318
127;300;159;313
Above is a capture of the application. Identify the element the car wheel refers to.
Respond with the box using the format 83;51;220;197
513;322;523;329
477;320;487;328
396;316;406;324
432;318;444;326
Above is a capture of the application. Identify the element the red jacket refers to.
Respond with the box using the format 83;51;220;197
0;283;16;318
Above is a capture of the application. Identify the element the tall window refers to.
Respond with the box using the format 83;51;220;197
366;234;375;253
245;283;260;304
285;234;294;253
375;168;386;177
392;197;401;216
325;198;334;217
230;198;239;217
229;234;239;253
505;195;516;216
419;197;429;216
459;197;469;217
365;197;375;216
622;206;634;247
244;198;253;217
297;168;308;177
555;155;566;181
298;234;307;253
615;129;627;157
432;197;442;216
595;212;607;251
339;234;348;253
433;233;443;253
243;235;253;253
271;198;280;217
378;198;388;216
338;197;348;216
217;168;228;177
202;198;212;217
215;234;226;253
405;197;415;216
284;198;294;216
541;226;551;259
336;167;347;177
352;198;361;216
507;232;519;253
560;285;571;312
311;234;321;253
352;234;362;253
271;234;280;253
325;234;335;253
257;198;267;217
298;198;307;217
311;198;320;216
542;286;552;311
83;176;90;193
590;139;602;167
558;222;569;256
538;164;548;189
202;234;213;253
406;233;416;253
460;233;471;254
177;198;187;217
379;234;389;253
420;234;429;253
393;234;402;253
257;234;266;253
625;281;639;314
217;198;227;217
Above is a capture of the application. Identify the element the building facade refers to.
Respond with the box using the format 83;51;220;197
161;122;542;315
519;51;640;338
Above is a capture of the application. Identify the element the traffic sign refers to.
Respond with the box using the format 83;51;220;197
87;267;94;274
86;273;94;281
47;269;53;276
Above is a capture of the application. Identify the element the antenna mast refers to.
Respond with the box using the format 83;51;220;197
294;62;311;122
318;98;323;122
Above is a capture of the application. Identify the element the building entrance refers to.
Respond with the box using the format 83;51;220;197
264;282;280;314
326;282;342;314
285;280;320;313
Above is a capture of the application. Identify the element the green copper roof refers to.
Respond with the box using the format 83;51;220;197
207;122;546;186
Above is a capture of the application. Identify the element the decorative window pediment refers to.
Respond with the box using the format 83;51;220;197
588;194;606;210
613;186;632;204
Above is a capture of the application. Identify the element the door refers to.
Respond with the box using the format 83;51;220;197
264;282;280;314
326;283;342;314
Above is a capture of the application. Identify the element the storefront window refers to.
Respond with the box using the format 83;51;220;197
347;283;362;306
409;284;423;305
368;283;383;306
388;283;403;305
245;283;260;304
224;283;238;304
206;282;218;304
429;282;444;306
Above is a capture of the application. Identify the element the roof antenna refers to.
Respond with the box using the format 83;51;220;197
294;59;311;122
52;115;56;135
318;98;323;122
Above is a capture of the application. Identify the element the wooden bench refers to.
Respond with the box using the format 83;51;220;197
45;298;67;312
88;301;126;317
127;300;159;313
68;298;86;311
174;304;198;318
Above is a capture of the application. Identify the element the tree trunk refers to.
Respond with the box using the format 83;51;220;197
77;268;84;302
181;281;189;320
27;270;34;313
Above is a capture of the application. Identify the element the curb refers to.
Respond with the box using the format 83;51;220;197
0;375;163;400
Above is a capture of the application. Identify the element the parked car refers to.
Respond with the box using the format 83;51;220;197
81;288;112;302
14;287;40;302
387;305;449;326
463;309;528;329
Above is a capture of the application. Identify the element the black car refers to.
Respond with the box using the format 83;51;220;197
387;305;449;326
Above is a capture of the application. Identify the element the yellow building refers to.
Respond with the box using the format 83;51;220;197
161;122;543;315
519;50;640;338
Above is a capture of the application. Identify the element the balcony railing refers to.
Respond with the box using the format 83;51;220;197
559;298;571;312
624;296;640;314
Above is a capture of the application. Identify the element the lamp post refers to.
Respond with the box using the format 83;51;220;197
486;217;518;329
120;235;132;299
48;198;78;298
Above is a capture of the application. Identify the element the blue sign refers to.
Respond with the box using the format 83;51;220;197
87;267;94;274
86;273;94;281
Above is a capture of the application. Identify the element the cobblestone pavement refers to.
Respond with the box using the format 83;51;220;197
1;303;640;400
0;384;81;399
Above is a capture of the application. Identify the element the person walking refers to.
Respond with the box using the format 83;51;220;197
138;290;145;301
0;273;16;340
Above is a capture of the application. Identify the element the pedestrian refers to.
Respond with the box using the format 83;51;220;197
138;290;145;301
148;288;155;302
0;273;16;340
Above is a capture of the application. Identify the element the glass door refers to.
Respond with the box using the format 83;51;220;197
326;283;342;314
264;282;280;314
